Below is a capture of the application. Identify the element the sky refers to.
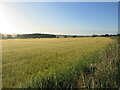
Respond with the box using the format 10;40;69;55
0;2;118;35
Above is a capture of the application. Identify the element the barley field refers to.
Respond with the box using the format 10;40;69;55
2;37;117;88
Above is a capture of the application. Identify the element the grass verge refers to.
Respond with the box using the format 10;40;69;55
77;42;119;88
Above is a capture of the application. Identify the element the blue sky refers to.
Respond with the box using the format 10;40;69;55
0;2;118;35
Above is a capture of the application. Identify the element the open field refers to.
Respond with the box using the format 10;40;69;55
2;37;117;88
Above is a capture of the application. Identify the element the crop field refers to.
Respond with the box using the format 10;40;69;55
2;37;118;88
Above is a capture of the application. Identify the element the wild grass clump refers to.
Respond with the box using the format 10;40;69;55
77;42;119;88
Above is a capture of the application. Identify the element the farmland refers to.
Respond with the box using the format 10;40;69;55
2;37;118;88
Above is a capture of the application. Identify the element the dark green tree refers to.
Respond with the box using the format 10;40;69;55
6;35;12;39
64;35;67;38
73;35;76;38
1;34;6;39
104;34;109;37
92;34;97;37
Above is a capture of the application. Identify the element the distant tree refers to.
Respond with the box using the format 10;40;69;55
92;34;97;37
73;35;76;38
56;36;59;38
15;33;56;39
118;33;120;36
104;34;109;37
6;35;12;39
1;34;6;39
64;35;67;38
0;35;1;39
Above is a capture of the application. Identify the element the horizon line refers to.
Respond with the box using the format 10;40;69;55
0;32;118;36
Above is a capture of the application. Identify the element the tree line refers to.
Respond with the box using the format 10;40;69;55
1;33;56;39
1;33;119;39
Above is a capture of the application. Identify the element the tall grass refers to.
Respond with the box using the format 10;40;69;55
2;37;116;88
78;42;119;88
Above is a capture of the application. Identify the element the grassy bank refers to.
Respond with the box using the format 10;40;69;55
77;41;119;88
